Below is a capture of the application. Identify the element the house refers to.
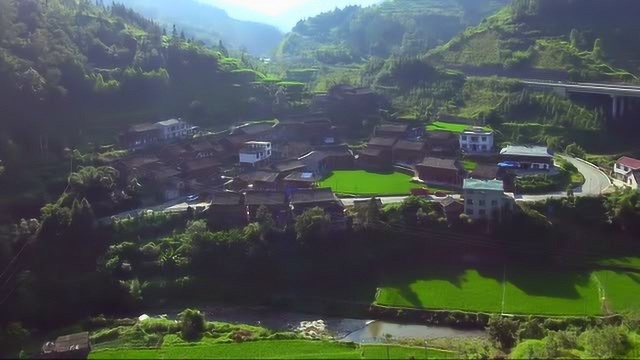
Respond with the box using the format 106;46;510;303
460;127;494;153
426;131;459;155
185;141;217;159
220;133;251;152
375;123;409;138
244;190;289;225
613;156;640;189
283;172;322;189
272;141;314;160
500;145;554;170
178;158;221;179
322;147;355;170
273;116;334;144
120;123;161;150
416;157;464;187
393;140;427;164
357;147;392;170
159;143;189;165
112;155;161;183
237;170;280;191
231;122;275;139
469;164;501;180
463;179;514;221
289;188;347;230
299;151;329;175
239;141;272;167
155;119;195;141
40;332;91;359
368;137;398;149
271;159;306;176
207;191;246;228
440;196;465;222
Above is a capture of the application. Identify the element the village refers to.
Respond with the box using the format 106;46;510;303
102;85;574;227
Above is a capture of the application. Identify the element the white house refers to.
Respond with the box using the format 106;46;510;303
463;179;514;221
460;127;494;153
239;141;272;166
613;156;640;189
155;119;194;141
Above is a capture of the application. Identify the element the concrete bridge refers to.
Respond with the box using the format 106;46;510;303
519;79;640;119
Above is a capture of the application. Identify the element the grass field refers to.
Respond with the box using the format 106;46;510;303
89;340;454;359
319;170;421;196
376;264;640;316
426;121;491;134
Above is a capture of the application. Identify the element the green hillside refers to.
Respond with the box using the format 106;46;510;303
427;0;640;81
276;0;509;65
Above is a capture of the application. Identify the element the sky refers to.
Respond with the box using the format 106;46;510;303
203;0;383;31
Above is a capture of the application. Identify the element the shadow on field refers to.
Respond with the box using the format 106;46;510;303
505;266;593;299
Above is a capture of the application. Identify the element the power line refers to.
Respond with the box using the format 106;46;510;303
0;240;29;282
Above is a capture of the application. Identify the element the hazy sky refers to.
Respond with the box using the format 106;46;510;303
204;0;383;31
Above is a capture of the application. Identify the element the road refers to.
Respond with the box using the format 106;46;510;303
102;156;614;223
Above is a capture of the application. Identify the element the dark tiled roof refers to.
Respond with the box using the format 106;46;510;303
54;332;90;353
470;164;500;180
120;155;160;169
284;172;322;182
353;198;382;210
394;140;426;152
129;123;157;132
210;191;243;205
162;144;188;157
245;191;286;206
181;158;221;172
146;164;181;179
617;156;640;170
188;141;215;152
299;151;329;166
376;124;409;134
419;157;459;171
238;170;279;183
290;188;338;205
272;159;306;173
359;147;387;157
233;123;275;135
441;197;464;211
427;131;457;140
368;137;398;148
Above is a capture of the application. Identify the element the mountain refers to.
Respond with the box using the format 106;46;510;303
276;0;510;64
203;0;384;32
116;0;283;56
426;0;640;81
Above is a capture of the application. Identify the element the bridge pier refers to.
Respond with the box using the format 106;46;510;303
612;96;619;119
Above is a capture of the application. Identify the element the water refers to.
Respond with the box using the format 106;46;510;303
150;306;485;343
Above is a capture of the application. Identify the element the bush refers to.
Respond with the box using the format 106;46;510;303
510;339;547;359
178;309;206;341
488;316;520;350
139;318;180;334
91;327;121;344
267;332;299;340
578;325;630;359
518;318;545;340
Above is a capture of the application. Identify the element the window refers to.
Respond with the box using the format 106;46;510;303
462;144;468;149
461;136;467;141
466;199;473;205
466;209;474;216
532;164;540;169
482;137;487;141
624;166;630;172
256;154;260;159
481;145;487;150
471;137;479;142
491;200;498;207
479;209;486;216
617;163;622;169
479;200;486;207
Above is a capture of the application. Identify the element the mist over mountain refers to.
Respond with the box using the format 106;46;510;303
202;0;384;32
117;0;283;56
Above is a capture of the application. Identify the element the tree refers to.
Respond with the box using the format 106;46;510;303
255;205;275;239
580;326;629;359
178;309;206;341
364;197;381;228
295;207;330;244
593;38;606;61
488;316;519;350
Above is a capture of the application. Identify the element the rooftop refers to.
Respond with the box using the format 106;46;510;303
393;140;427;152
299;151;329;166
359;147;387;157
180;158;221;172
245;191;286;206
272;159;305;173
419;157;459;171
462;127;494;135
500;145;553;158
376;124;409;134
290;188;339;205
238;170;279;183
368;137;399;148
52;332;90;353
233;123;275;136
209;191;243;206
284;172;322;182
464;179;504;192
119;155;160;169
156;119;181;127
130;123;158;132
427;131;457;141
188;141;215;153
617;156;640;170
470;164;500;180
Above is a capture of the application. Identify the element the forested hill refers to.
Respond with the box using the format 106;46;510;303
276;0;510;64
115;0;283;56
0;0;273;159
427;0;640;81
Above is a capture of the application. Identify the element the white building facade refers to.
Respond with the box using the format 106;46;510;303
239;141;272;166
463;179;514;221
155;119;194;141
460;127;494;153
613;156;640;189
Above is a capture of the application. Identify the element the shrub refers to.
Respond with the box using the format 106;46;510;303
518;318;545;340
139;318;180;334
178;309;206;341
510;339;547;359
488;316;520;350
267;332;299;340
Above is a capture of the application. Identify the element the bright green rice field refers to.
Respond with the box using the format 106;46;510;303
89;340;454;359
376;264;640;316
426;121;491;134
319;170;420;196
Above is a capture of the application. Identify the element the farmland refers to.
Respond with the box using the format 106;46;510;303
376;264;640;316
426;121;491;134
319;170;420;196
89;340;454;359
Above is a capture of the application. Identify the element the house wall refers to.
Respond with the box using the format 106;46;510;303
416;166;462;187
501;155;554;170
239;143;272;165
464;189;512;220
460;133;494;153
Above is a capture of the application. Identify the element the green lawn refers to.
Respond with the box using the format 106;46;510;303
426;121;490;134
596;270;640;314
319;170;421;196
89;340;454;359
461;160;478;172
376;265;608;316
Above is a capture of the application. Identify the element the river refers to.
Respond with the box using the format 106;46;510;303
150;306;485;343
